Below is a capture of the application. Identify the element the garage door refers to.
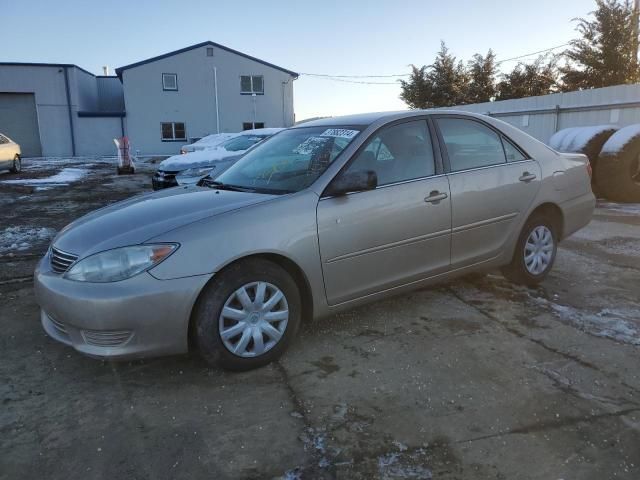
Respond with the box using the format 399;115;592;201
0;93;42;157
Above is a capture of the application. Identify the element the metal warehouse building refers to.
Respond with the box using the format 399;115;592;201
0;63;125;157
0;41;297;158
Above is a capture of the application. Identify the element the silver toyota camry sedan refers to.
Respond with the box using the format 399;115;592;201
35;111;595;370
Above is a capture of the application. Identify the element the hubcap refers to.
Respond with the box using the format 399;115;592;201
14;157;21;172
524;225;554;275
218;281;289;358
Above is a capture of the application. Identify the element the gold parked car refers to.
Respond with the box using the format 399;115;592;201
35;111;595;370
0;133;21;173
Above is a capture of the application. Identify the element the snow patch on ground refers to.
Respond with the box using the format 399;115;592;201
601;124;640;155
1;167;88;189
0;226;55;255
532;296;640;346
597;202;640;215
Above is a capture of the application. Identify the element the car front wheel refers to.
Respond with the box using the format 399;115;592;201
501;215;557;286
194;258;301;371
10;155;21;173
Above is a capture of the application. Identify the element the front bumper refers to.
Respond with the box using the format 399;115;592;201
34;256;212;360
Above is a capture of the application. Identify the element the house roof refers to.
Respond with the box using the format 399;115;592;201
114;41;298;79
0;62;96;77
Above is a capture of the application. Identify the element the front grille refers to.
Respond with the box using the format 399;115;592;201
50;247;78;274
157;170;179;179
81;329;133;347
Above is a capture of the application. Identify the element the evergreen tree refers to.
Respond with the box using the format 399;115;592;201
467;50;497;103
496;56;559;100
399;65;432;109
561;0;640;90
399;42;469;109
428;42;469;107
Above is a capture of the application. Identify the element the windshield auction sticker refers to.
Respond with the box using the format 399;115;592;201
320;129;359;139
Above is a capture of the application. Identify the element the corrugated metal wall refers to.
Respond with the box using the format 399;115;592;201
96;76;125;112
448;84;640;144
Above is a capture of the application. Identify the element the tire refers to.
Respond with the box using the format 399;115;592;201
596;127;640;203
193;258;302;371
501;214;558;287
10;154;21;173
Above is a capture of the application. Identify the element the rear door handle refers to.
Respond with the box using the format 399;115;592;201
519;172;537;183
424;191;448;204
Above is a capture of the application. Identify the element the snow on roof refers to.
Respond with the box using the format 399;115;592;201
191;133;239;147
601;124;640;155
549;125;617;153
237;128;285;136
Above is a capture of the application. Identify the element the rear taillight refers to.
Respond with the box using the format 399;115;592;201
586;162;593;179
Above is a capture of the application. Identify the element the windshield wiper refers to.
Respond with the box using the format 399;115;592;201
202;179;257;193
200;178;294;195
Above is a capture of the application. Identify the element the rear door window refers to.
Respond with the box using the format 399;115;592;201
436;118;506;172
502;136;527;162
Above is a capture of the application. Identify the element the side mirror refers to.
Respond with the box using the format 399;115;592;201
326;170;378;197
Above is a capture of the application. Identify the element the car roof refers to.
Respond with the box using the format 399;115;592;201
292;110;477;128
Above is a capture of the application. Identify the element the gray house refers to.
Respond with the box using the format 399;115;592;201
0;63;125;157
115;41;298;155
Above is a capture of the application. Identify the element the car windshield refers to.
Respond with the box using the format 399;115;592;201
221;135;269;152
213;126;361;194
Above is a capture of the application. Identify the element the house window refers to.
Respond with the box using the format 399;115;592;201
162;73;178;91
161;122;186;141
240;75;264;94
206;47;214;57
243;122;265;130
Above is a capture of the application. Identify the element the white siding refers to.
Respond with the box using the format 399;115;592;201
121;45;296;155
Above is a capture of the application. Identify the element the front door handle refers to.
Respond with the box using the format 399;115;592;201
424;191;448;204
519;172;537;183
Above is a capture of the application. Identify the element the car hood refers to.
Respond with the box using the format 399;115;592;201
159;148;242;172
52;186;277;257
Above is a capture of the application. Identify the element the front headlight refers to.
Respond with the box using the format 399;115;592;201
179;166;215;177
64;244;178;283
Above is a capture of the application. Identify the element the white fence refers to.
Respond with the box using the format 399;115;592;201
448;84;640;144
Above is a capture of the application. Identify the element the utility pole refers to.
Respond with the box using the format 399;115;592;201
634;0;640;68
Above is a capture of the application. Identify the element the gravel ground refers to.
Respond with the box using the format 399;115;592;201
1;158;639;480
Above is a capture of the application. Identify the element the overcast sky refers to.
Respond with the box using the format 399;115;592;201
3;0;594;120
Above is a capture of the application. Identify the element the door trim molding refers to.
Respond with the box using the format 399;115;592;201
451;212;519;234
325;228;450;264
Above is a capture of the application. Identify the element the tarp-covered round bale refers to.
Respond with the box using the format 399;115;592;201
596;124;640;203
549;125;618;194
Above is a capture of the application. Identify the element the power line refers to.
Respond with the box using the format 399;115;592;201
300;76;400;85
298;42;573;85
300;72;410;78
495;43;571;65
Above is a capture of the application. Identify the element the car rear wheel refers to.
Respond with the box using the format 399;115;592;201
10;155;21;173
193;258;301;371
501;215;557;286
